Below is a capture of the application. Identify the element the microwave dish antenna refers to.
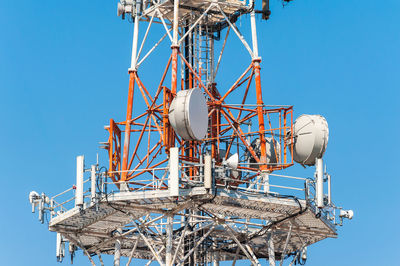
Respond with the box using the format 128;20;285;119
292;114;329;166
169;88;208;141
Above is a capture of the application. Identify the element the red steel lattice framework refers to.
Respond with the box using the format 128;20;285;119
102;2;295;190
103;52;294;190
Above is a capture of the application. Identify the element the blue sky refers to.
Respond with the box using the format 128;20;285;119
0;0;399;265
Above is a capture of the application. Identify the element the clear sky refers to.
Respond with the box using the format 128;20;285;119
1;0;399;265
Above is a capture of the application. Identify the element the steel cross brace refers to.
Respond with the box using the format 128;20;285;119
232;246;240;266
177;3;216;45
155;8;173;42
216;4;254;58
132;220;165;266
222;223;261;266
267;233;276;266
88;226;139;254
63;233;96;266
279;224;293;266
126;235;141;266
96;251;105;266
176;224;216;266
171;215;191;264
289;244;306;266
145;246;166;266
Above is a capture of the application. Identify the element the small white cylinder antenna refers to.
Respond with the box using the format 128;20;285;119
315;158;324;208
327;173;331;205
91;165;96;203
169;148;179;197
75;155;84;207
204;154;212;189
56;232;65;262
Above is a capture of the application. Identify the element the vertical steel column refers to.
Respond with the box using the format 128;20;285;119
121;71;136;182
188;23;193;89
171;54;179;94
267;233;275;266
209;37;215;84
210;83;220;162
121;11;140;182
171;0;180;96
254;57;267;167
279;224;293;266
167;0;180;152
114;228;122;266
130;7;140;72
166;215;173;266
263;172;270;193
250;10;267;169
183;20;193;90
212;239;219;266
250;11;259;59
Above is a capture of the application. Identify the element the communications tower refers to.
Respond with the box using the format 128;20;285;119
29;0;353;265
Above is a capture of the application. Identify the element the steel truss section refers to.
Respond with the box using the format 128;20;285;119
104;0;295;194
49;186;336;265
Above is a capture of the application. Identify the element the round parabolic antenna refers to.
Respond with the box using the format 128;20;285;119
168;88;208;141
293;115;329;165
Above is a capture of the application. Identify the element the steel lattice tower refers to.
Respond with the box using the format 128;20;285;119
29;1;353;265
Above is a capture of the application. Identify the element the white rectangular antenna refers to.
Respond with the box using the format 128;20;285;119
75;155;84;207
91;165;96;204
169;147;179;197
315;158;324;208
204;154;212;189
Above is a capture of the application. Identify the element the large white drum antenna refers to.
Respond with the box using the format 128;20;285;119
292;115;329;166
168;88;208;141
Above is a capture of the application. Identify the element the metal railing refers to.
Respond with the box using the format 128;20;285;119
31;156;348;227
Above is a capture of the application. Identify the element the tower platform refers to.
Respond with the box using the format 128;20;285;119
49;187;336;263
140;0;248;27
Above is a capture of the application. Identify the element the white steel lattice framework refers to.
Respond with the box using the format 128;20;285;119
29;1;353;265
